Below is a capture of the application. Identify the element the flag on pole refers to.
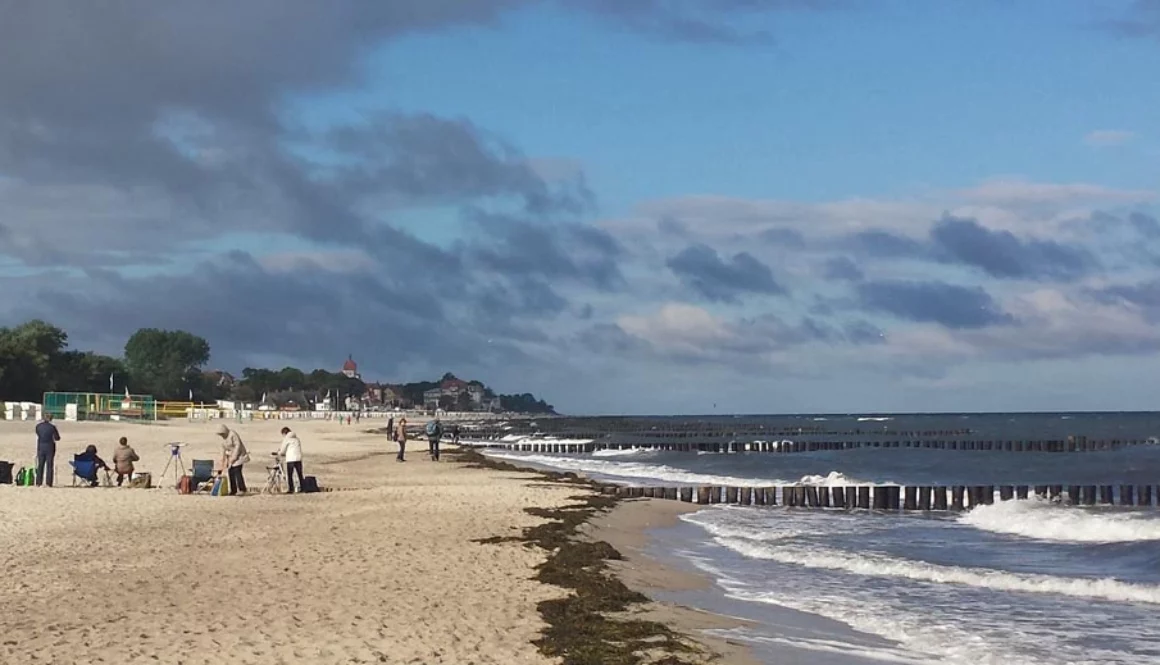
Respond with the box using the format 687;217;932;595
109;371;114;391
124;386;131;399
189;389;194;401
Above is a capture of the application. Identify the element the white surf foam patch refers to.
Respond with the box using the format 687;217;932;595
481;451;782;486
858;417;892;422
715;538;1160;605
960;499;1160;543
591;448;648;458
798;470;891;486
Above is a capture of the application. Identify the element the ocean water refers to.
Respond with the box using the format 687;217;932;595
478;413;1160;664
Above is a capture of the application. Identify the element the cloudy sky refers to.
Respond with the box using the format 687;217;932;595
2;1;1159;415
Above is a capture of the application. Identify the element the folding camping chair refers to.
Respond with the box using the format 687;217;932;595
190;459;216;492
70;455;111;487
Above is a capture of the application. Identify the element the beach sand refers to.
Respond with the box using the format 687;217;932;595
0;418;574;664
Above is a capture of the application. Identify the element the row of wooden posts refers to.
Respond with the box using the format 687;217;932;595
602;483;1160;510
470;436;1151;455
468;427;977;441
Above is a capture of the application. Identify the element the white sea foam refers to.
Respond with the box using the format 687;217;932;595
960;499;1160;543
714;538;1160;605
481;451;781;486
482;451;883;487
591;448;647;458
858;417;893;422
797;470;888;486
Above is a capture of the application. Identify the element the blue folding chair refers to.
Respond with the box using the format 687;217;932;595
70;457;97;487
190;459;215;491
70;453;111;487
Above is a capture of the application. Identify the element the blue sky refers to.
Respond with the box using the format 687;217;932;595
1;1;1159;414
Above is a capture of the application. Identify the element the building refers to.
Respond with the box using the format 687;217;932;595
341;355;359;380
423;377;490;411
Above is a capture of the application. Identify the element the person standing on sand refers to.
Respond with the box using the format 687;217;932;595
34;412;60;487
426;417;443;461
395;417;407;462
386;415;394;444
112;437;139;486
278;426;305;494
215;424;250;495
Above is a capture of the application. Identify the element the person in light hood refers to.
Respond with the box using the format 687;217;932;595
278;426;305;493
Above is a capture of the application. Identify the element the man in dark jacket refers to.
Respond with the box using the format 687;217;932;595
426;417;443;461
35;413;60;487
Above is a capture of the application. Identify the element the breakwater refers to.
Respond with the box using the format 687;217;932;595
467;435;1154;454
601;483;1160;510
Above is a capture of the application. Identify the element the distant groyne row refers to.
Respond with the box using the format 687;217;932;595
468;435;1154;454
601;483;1159;510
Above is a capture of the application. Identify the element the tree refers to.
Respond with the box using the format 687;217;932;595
0;320;70;401
499;392;556;414
123;328;211;399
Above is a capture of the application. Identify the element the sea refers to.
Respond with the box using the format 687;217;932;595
475;413;1160;665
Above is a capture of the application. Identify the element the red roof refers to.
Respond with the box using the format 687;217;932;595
441;378;468;390
343;356;358;371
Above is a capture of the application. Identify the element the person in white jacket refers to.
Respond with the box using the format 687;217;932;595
278;427;305;494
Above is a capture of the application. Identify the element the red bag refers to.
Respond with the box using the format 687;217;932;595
177;475;192;494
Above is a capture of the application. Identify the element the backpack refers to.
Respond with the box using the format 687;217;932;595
425;421;440;437
16;467;33;486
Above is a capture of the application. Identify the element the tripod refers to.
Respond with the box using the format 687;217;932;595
160;443;187;485
263;453;285;494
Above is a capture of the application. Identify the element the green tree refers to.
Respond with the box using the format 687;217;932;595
123;328;211;399
0;320;70;400
50;351;125;394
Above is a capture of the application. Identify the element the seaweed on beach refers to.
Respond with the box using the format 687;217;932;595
455;448;705;665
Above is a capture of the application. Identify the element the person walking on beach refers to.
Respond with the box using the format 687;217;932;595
386;415;394;447
395;417;408;462
34;412;60;487
112;436;139;486
278;426;305;493
426;417;443;461
215;424;250;495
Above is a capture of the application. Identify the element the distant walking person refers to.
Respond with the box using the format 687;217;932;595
35;413;60;487
278;427;305;494
426;417;443;461
395;417;408;462
451;424;461;446
386;416;394;447
215;424;250;495
112;437;139;486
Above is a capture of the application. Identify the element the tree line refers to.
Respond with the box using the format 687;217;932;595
0;319;556;414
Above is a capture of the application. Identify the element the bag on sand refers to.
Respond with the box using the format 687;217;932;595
0;461;13;485
300;476;319;493
16;467;34;486
177;475;192;494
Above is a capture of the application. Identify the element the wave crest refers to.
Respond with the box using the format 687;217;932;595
960;499;1160;543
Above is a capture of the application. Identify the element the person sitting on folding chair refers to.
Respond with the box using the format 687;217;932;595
72;445;110;487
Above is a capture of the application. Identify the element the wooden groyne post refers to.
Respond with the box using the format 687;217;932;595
612;483;1160;512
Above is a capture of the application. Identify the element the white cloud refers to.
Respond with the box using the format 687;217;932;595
1084;130;1137;148
953;177;1154;207
618;303;733;351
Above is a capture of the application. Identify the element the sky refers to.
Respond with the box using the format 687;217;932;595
1;0;1159;415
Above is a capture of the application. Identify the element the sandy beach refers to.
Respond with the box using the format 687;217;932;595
0;418;576;665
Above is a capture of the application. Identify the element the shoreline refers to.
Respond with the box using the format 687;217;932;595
459;448;763;664
582;499;764;665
